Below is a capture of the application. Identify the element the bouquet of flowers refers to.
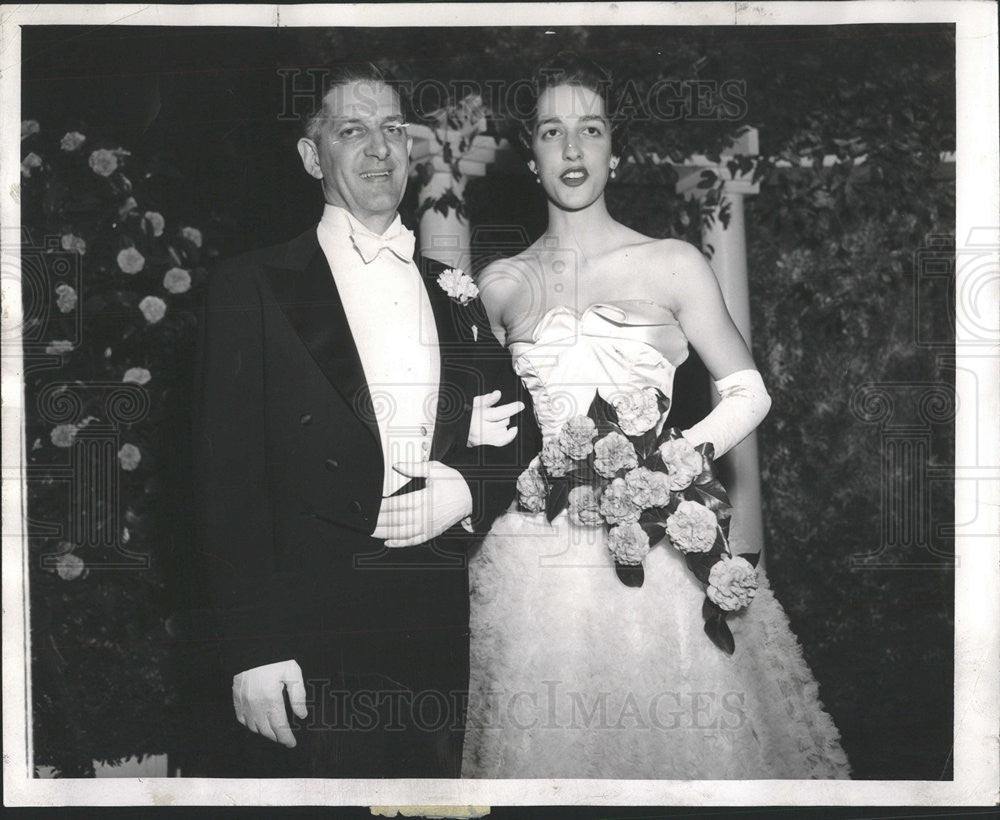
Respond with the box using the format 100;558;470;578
516;387;760;654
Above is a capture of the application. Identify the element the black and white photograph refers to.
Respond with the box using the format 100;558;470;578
2;1;997;808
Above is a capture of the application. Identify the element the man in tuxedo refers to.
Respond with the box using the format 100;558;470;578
188;64;536;777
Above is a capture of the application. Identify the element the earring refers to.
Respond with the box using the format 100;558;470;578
535;175;541;184
610;168;617;179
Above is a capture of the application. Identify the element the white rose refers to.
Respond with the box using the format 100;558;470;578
143;211;165;237
61;234;86;255
181;226;203;248
117;247;145;274
54;284;77;313
567;485;603;527
21;120;40;140
139;295;167;324
50;424;79;448
118;443;142;471
612;387;662;436
55;552;86;581
21;152;43;178
122;367;151;385
658;437;705;491
666;499;718;554
707;556;758;611
88;148;119;177
606;522;651;565
45;339;74;355
60;131;87;151
163;267;192;294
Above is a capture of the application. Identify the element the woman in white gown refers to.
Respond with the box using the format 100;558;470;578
461;55;851;779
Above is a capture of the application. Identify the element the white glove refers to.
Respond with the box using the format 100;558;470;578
681;369;772;458
467;390;524;448
371;460;474;547
232;659;308;748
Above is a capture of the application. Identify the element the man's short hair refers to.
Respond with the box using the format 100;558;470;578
303;62;407;142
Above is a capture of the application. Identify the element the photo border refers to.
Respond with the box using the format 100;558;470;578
2;1;997;808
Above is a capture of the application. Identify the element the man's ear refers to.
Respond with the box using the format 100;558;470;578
297;138;323;180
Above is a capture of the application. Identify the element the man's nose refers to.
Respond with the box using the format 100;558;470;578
364;128;390;160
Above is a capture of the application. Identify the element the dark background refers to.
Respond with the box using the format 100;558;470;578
20;24;955;780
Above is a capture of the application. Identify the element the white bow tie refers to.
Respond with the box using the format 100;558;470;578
350;224;416;265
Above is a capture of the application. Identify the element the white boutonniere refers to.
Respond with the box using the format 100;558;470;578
437;267;479;306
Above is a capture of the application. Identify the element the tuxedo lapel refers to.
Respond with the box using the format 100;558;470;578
415;252;477;461
263;233;382;454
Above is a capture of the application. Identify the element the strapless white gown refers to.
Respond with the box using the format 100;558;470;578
461;304;851;779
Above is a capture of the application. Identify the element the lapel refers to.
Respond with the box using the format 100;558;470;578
262;230;382;454
415;251;478;461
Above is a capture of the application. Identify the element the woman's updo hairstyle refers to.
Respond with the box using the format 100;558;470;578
515;52;630;160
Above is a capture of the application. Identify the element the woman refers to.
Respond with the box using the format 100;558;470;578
461;55;851;779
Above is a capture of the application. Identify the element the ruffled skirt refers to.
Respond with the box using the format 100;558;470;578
461;510;851;779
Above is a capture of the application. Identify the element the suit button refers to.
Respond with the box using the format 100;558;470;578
420;425;428;436
349;500;363;514
325;458;339;471
300;414;313;425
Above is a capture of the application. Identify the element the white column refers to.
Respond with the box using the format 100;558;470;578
699;191;766;564
415;167;470;271
407;124;505;273
673;129;766;563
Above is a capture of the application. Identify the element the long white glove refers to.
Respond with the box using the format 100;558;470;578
232;659;308;748
681;369;772;458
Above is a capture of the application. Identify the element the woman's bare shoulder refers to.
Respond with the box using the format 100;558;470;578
477;251;544;305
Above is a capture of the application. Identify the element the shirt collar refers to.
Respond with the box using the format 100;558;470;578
319;203;405;244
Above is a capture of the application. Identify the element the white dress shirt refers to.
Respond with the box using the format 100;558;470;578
316;204;439;498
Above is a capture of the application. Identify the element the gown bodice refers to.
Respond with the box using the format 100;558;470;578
509;302;690;437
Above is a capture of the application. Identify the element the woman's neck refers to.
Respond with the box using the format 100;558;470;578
542;196;618;258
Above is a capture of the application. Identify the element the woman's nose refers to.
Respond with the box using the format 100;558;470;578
563;139;582;160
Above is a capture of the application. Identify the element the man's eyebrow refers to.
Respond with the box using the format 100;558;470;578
327;114;408;128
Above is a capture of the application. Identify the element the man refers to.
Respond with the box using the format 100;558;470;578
187;64;537;778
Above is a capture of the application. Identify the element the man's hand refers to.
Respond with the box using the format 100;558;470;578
371;461;473;547
467;390;523;448
232;659;308;748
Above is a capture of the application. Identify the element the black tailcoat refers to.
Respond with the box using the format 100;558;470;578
183;228;538;777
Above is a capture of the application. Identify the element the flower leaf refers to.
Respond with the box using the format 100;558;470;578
568;460;597;484
545;477;570;523
586;389;621;437
689;480;732;516
639;519;666;546
655;388;671;416
615;562;644;587
684;552;716;585
634;426;659;463
702;600;735;655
